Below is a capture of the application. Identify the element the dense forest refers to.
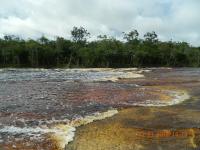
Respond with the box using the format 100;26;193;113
0;27;200;68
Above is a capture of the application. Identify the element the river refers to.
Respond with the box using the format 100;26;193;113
0;68;200;150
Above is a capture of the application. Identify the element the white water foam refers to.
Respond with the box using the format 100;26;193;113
90;68;147;82
122;90;190;107
0;109;118;149
52;109;118;149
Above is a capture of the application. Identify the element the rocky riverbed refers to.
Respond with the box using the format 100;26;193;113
0;68;200;150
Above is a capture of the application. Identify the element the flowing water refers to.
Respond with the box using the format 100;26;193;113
0;68;200;150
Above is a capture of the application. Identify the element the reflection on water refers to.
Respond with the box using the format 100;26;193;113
0;68;200;150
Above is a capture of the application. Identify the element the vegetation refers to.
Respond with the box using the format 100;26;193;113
0;27;200;68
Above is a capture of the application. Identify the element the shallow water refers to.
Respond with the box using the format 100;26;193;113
66;68;200;150
0;68;200;150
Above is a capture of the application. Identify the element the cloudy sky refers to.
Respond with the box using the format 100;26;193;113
0;0;200;46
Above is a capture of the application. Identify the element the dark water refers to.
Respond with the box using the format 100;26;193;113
0;68;200;150
0;69;144;125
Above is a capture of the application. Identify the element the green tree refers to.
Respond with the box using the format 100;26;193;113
123;29;139;43
144;31;158;43
71;27;90;44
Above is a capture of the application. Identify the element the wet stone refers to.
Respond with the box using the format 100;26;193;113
0;68;200;150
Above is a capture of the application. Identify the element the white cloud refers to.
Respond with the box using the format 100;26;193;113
0;0;200;46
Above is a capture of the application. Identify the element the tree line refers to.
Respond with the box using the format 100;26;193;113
0;27;200;68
